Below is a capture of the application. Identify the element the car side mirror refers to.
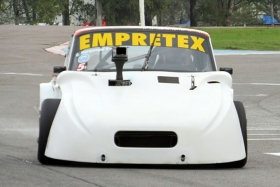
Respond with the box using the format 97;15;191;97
53;66;66;76
220;67;233;75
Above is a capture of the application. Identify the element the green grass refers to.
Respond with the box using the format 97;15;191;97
195;27;280;50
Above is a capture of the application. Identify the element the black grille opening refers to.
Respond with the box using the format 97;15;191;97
158;76;179;84
114;131;177;148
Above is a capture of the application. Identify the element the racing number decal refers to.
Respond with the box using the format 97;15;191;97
77;62;87;71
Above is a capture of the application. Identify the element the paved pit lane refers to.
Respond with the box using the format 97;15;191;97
0;25;280;187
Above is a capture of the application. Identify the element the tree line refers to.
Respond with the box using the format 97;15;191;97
0;0;279;26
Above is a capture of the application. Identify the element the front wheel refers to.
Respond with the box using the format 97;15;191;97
233;101;248;167
37;99;61;165
217;101;247;168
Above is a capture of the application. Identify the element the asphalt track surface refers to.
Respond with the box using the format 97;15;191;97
0;25;280;187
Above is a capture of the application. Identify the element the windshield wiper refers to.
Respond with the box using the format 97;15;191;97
141;33;159;71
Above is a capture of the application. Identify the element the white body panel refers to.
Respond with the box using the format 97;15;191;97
44;71;246;164
39;79;61;111
39;82;54;111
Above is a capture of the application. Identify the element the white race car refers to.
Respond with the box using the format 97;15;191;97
38;26;247;167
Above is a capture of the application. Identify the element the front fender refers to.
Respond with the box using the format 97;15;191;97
39;80;61;111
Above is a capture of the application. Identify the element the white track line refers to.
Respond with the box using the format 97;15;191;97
248;134;280;136
248;138;280;141
0;72;43;76
248;129;280;131
248;129;280;140
234;83;280;86
235;94;268;97
265;153;280;156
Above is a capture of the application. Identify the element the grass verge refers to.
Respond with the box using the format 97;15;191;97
195;27;280;50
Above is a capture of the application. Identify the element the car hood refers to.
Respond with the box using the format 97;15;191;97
56;71;233;131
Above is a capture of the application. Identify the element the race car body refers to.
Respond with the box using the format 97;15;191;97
38;26;247;167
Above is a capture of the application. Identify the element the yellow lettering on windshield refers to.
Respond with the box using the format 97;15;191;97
132;33;147;46
80;34;90;50
162;34;175;47
92;33;113;47
150;34;161;46
78;32;207;53
177;35;189;48
190;36;205;52
115;33;130;46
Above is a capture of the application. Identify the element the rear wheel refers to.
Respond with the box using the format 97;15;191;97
37;99;62;165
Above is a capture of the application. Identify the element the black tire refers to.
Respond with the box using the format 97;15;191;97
233;101;248;168
37;99;62;165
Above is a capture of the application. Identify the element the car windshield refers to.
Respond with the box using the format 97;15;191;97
70;30;215;72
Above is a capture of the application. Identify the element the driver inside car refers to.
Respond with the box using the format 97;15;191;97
152;48;194;71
